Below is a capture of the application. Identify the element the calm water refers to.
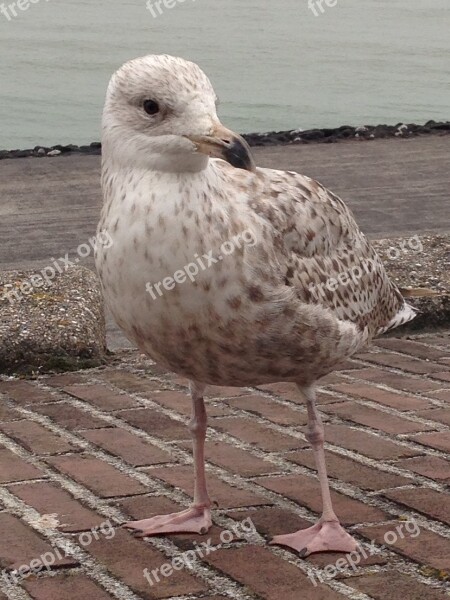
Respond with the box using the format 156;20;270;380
0;0;449;148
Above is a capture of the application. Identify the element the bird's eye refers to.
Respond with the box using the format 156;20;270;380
143;100;160;115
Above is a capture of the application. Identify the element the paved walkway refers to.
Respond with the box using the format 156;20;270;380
1;136;450;273
0;332;449;600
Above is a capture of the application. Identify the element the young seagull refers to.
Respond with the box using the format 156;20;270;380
96;54;416;556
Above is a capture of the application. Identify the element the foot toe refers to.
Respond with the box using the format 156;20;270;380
272;520;359;556
122;508;212;537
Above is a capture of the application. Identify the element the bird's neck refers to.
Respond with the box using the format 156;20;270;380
102;133;209;174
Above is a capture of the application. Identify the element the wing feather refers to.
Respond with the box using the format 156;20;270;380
250;168;415;337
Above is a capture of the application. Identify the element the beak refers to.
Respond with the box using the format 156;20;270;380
185;123;256;172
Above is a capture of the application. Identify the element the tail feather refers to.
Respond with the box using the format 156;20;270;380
378;302;417;335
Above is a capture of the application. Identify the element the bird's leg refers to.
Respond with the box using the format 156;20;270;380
124;381;212;537
271;385;359;556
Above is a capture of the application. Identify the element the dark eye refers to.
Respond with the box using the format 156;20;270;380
143;99;160;115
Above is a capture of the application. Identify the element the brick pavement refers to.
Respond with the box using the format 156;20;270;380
0;331;449;600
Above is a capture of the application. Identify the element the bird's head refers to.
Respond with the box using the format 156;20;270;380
102;54;255;173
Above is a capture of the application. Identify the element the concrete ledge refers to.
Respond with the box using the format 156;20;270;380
0;267;106;375
0;236;447;374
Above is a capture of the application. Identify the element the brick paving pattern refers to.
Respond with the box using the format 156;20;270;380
0;331;449;599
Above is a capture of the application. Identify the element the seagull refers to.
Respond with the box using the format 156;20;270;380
95;54;416;556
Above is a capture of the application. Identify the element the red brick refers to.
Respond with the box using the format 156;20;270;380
205;545;344;600
151;390;230;417
382;488;450;525
320;373;347;386
0;421;74;455
205;385;249;398
0;381;55;405
23;573;112;600
146;465;268;509
321;401;431;434
81;428;172;467
347;368;442;393
211;417;307;452
0;513;77;571
225;394;308;426
307;548;386;571
0;447;43;483
87;528;207;599
118;495;182;522
44;373;87;388
98;370;167;395
178;521;245;548
347;571;449;600
357;352;443;374
46;455;147;497
257;382;343;404
410;431;450;453
178;439;280;477
428;389;450;402
357;522;450;571
376;338;449;362
169;374;190;387
331;382;431;410
35;403;109;430
430;371;450;383
397;455;450;481
62;384;138;411
0;404;21;421
227;506;310;538
325;424;420;459
144;389;192;414
119;409;189;440
146;362;171;377
256;474;388;524
314;391;347;405
417;334;449;347
414;408;450;426
256;382;299;400
7;481;105;532
337;359;363;370
288;449;411;490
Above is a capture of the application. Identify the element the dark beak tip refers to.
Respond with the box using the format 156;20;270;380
223;137;256;172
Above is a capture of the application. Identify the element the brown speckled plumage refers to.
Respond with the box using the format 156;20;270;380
96;55;416;389
97;55;418;548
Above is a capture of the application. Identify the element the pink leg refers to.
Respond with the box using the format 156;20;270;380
271;385;359;556
124;382;212;537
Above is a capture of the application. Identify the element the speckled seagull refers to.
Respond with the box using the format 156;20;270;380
96;55;416;556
